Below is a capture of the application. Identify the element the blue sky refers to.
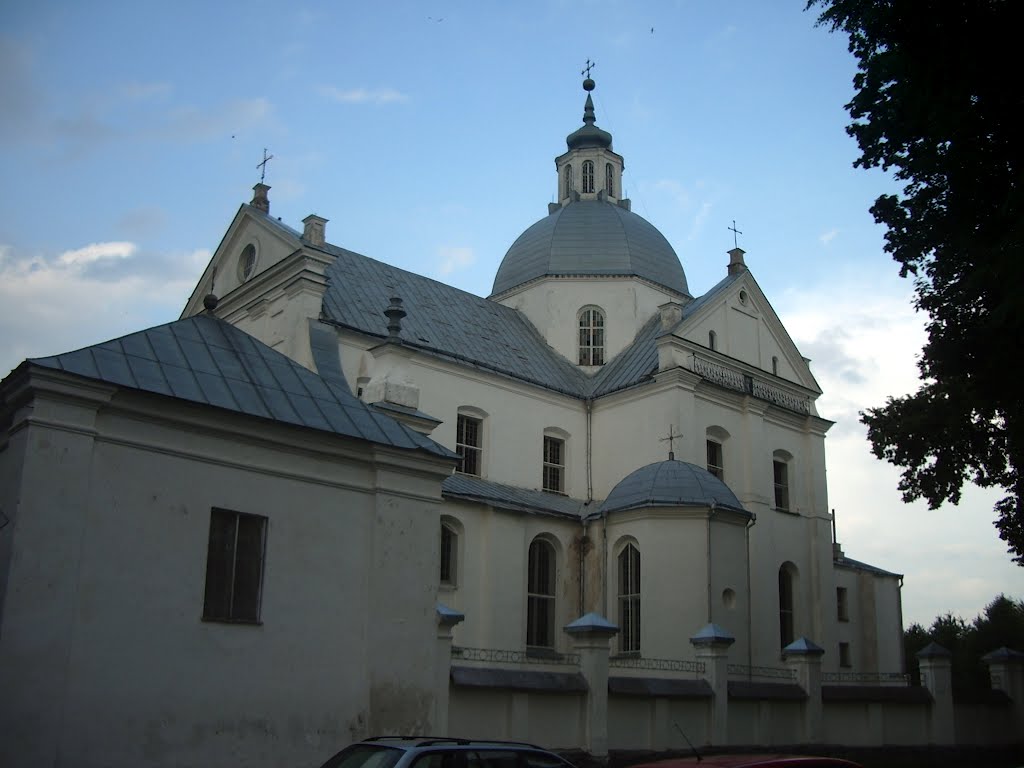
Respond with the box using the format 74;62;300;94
1;0;1020;629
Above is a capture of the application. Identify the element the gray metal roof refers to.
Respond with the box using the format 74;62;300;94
599;459;748;516
490;200;690;297
443;473;590;518
27;314;454;459
834;555;902;578
320;243;590;396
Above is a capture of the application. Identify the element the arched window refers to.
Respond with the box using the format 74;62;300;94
605;163;614;196
779;563;797;648
440;520;458;586
527;538;556;648
772;356;779;376
706;426;730;481
564;165;574;197
708;330;717;351
582;160;595;193
618;543;641;653
578;307;605;366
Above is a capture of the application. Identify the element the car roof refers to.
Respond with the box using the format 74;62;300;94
361;737;550;750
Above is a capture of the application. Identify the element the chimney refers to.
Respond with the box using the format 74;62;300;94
658;300;684;331
251;183;270;214
727;247;747;276
303;214;328;247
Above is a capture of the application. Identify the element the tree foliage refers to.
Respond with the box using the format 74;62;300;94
806;0;1024;562
904;595;1024;694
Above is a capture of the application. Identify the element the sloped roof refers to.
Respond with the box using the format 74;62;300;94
834;555;902;578
443;473;590;519
320;243;591;397
25;314;454;459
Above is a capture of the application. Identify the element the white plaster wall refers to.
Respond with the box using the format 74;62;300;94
0;382;448;768
440;500;581;653
497;278;676;366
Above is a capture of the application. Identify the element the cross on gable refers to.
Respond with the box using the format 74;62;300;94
728;219;743;249
257;148;274;184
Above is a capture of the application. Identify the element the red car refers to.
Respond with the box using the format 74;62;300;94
629;756;862;768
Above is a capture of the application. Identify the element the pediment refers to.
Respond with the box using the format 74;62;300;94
669;273;821;395
180;205;303;319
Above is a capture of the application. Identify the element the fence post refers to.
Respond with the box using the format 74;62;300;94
690;623;734;746
783;637;825;744
435;602;465;735
982;646;1024;733
917;642;954;745
565;613;619;758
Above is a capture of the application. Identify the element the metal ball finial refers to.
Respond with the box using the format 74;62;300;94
583;78;595;92
203;293;219;312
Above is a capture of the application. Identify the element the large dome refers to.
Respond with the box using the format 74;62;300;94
600;460;747;516
490;200;690;297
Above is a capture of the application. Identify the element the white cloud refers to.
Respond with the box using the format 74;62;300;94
780;271;1024;626
819;228;839;245
57;241;136;267
0;243;208;378
318;86;408;105
688;201;713;241
437;246;475;275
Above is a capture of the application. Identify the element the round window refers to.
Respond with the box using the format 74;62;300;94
239;244;257;281
739;290;748;305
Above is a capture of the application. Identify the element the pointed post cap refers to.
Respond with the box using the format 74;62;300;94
982;646;1024;664
436;602;465;629
564;612;619;638
690;622;736;647
916;641;952;659
783;636;825;657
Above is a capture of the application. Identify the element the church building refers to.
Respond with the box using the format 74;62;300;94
0;77;906;767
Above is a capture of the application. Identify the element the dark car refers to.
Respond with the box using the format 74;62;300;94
318;737;577;768
629;756;862;768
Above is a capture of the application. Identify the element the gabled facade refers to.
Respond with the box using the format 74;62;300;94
176;79;903;679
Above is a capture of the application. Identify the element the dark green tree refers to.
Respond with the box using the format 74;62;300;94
806;0;1024;562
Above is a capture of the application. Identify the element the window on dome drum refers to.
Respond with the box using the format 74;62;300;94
706;440;724;481
527;538;556;649
203;508;266;624
564;165;574;197
456;414;482;476
779;565;795;648
839;641;852;668
440;522;457;587
578;308;605;366
837;587;849;622
605;163;614;196
582;160;595;193
543;436;565;493
618;544;641;654
773;459;790;511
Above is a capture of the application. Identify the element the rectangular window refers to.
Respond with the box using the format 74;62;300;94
837;587;849;622
839;641;852;668
773;460;790;511
706;440;724;481
543;436;565;493
203;508;266;623
456;414;482;476
440;523;457;586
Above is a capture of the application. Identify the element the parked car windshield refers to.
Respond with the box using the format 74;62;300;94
319;745;405;768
